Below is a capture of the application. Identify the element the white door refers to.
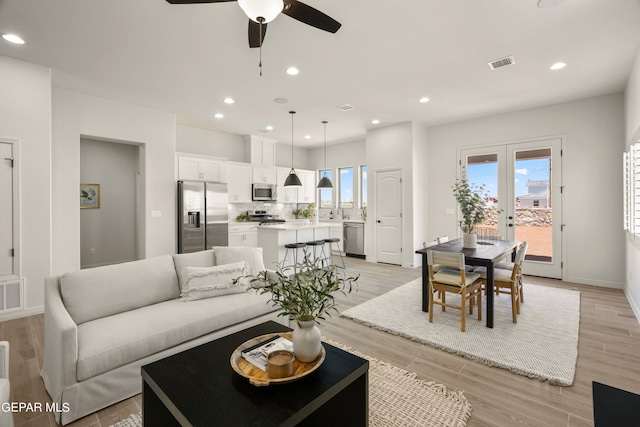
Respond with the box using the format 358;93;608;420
376;169;402;265
0;142;13;276
460;138;563;278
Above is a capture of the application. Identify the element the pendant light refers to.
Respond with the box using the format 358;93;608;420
284;111;302;187
317;121;333;188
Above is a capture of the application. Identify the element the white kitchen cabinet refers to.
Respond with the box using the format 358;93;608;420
297;170;316;204
252;166;276;184
225;163;252;203
229;224;258;247
244;135;276;167
329;224;344;252
276;167;298;203
177;155;225;182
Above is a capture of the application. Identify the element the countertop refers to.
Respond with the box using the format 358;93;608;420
257;222;339;232
318;219;366;224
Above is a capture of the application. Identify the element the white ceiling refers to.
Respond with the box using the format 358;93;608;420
1;0;639;147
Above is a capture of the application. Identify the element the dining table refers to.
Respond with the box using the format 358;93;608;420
415;237;519;328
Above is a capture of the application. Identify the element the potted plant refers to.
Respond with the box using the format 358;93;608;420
243;253;359;362
452;179;491;249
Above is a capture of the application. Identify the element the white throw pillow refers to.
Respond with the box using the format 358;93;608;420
180;261;248;301
211;247;266;276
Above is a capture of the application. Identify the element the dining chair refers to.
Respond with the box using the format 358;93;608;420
475;241;528;323
426;250;483;332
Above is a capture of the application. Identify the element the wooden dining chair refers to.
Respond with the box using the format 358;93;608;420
495;241;528;306
427;250;483;332
475;241;528;323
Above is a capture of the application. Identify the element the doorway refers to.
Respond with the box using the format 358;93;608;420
375;169;402;265
459;138;563;279
0;139;17;277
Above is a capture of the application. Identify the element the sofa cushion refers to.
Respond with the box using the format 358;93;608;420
212;246;265;275
180;262;248;301
172;249;216;279
61;256;179;325
76;292;277;381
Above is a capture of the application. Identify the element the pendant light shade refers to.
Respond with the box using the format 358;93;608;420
317;120;333;188
284;111;302;187
237;0;284;23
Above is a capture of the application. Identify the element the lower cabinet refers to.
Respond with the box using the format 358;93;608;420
329;225;344;252
229;225;258;247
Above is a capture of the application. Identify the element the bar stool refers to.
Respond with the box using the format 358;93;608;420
284;242;306;275
305;241;327;268
323;237;345;269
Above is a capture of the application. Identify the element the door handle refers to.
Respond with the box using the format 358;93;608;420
508;223;514;227
376;220;381;223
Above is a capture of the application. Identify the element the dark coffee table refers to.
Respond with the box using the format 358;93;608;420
141;321;369;426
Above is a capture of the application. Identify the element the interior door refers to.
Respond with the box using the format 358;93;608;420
460;138;563;279
0;142;13;276
375;169;402;265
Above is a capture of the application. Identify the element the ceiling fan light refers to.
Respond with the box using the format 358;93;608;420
317;175;333;189
238;0;284;23
284;169;302;187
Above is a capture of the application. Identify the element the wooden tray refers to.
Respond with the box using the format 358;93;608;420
230;332;325;387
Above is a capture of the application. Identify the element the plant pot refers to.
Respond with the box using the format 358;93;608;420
292;319;322;362
463;233;477;249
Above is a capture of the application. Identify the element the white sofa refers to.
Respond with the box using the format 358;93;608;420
41;248;283;425
0;341;13;427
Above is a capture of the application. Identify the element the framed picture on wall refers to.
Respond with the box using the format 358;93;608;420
80;183;100;209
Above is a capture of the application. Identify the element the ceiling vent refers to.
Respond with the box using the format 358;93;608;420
488;56;515;70
336;103;354;111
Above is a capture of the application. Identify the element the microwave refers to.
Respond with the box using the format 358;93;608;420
252;183;277;201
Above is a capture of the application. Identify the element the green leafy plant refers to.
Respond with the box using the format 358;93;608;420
293;203;315;219
452;179;492;234
243;252;359;324
235;212;251;222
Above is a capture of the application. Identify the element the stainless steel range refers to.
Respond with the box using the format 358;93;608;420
249;210;286;225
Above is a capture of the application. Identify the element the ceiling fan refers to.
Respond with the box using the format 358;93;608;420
165;0;342;48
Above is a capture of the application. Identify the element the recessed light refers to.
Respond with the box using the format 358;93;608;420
214;113;224;119
419;97;430;103
2;34;25;44
304;135;311;139
266;125;274;131
550;62;567;70
286;67;299;76
371;119;380;125
223;97;235;104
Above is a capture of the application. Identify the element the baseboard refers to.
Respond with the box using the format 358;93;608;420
624;288;640;324
564;275;624;289
0;305;44;322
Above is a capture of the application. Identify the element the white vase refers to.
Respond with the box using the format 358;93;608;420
463;233;477;249
292;319;322;362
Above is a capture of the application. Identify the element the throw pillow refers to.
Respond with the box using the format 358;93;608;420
180;261;248;302
211;246;266;276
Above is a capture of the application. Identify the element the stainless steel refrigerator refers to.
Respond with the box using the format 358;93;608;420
178;181;229;253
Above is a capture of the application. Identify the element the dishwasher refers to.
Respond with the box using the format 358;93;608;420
343;222;365;258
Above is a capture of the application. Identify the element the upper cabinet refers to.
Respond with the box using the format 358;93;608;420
297;170;316;204
253;166;276;184
177;154;226;182
225;162;252;203
276;167;298;203
244;135;276;167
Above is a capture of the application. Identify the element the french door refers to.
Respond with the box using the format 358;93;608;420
459;138;563;279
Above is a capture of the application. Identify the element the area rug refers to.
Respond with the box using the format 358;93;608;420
342;279;580;386
110;339;472;427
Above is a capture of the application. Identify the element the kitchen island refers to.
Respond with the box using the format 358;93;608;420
258;222;341;271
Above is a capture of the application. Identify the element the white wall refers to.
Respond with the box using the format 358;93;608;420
427;93;625;288
80;138;139;268
176;125;244;161
0;56;51;311
412;124;429;266
275;143;310;170
366;122;417;267
52;89;176;276
624;44;640;319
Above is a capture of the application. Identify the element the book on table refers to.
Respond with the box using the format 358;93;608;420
241;335;294;371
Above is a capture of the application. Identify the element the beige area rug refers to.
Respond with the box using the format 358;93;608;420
342;279;580;386
111;339;472;427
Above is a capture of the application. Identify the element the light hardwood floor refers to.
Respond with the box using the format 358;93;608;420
3;257;640;426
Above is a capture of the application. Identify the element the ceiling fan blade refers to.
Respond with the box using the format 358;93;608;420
165;0;236;4
282;0;341;33
248;20;268;48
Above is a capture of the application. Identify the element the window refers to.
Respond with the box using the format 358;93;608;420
360;165;367;207
318;169;333;208
338;167;354;209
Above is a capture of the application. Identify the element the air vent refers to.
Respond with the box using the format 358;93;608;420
488;56;515;70
336;104;354;111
